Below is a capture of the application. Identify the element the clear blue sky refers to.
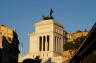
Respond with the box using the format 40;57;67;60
0;0;96;55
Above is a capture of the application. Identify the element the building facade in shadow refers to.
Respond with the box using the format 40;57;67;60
69;23;96;63
0;25;19;63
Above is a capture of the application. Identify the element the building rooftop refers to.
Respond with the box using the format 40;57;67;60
35;19;64;28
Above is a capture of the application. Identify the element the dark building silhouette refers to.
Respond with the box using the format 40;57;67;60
22;56;41;63
0;25;19;63
69;23;96;63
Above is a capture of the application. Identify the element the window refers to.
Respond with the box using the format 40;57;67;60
39;36;42;51
43;36;46;51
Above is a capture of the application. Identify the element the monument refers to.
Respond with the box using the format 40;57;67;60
19;9;66;63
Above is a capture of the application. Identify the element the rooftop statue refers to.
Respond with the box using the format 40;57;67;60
42;9;54;20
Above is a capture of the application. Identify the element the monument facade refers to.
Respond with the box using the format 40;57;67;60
19;19;67;63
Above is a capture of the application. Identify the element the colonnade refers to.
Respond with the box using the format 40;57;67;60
55;36;62;52
39;35;49;51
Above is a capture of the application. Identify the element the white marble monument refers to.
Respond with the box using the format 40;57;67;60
19;19;66;63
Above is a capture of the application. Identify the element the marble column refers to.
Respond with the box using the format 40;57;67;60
56;37;58;51
59;38;61;52
45;36;48;51
57;37;59;52
58;37;60;51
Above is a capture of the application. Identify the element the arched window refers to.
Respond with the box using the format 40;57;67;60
43;36;46;51
39;36;42;51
